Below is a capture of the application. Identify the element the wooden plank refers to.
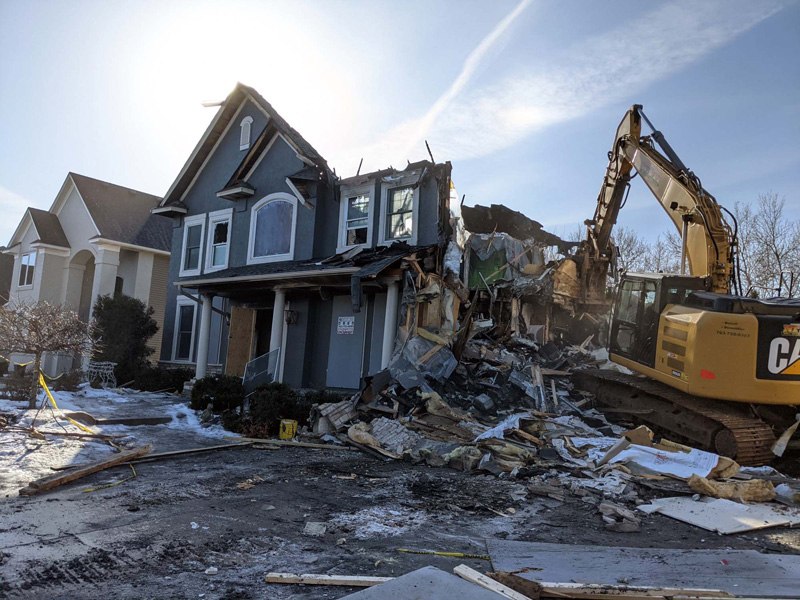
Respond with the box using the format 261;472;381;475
454;565;535;600
52;441;254;470
487;540;800;599
20;445;152;495
224;436;356;451
225;305;256;377
264;572;393;587
537;581;733;599
335;566;507;599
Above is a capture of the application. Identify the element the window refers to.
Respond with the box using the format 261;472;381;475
206;209;233;271
240;116;254;151
114;276;124;296
18;252;36;287
180;214;205;277
379;184;419;245
248;193;297;264
173;299;196;362
337;185;373;252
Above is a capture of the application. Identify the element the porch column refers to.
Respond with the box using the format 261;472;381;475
195;293;214;380
89;246;120;319
381;280;400;369
270;289;286;354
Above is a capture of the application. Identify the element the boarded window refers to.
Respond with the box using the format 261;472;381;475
184;224;202;271
345;194;369;246
253;200;293;257
385;187;414;240
18;252;36;287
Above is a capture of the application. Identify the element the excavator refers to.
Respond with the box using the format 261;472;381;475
571;105;800;465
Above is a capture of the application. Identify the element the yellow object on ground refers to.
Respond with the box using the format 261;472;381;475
40;374;96;435
279;419;297;440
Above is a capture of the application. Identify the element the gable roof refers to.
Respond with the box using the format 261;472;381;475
28;208;70;248
69;173;172;252
160;82;331;208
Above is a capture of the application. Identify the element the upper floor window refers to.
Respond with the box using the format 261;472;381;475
337;185;373;253
206;208;233;272
248;193;297;264
18;251;36;287
240;116;254;151
379;185;419;245
180;214;205;277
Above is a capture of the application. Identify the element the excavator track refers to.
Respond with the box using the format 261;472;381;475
572;370;777;466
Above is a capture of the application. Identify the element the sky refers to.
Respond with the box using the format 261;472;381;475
1;0;798;247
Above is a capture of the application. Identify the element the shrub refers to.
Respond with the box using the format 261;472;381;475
229;383;313;437
4;370;35;402
92;294;158;385
132;366;194;393
52;370;83;392
190;374;244;413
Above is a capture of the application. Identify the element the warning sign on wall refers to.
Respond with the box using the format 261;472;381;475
337;316;355;335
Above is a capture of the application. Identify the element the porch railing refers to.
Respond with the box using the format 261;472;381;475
242;348;280;396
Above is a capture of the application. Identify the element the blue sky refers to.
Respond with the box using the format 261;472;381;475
1;0;798;246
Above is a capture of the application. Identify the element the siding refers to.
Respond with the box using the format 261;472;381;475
148;254;170;363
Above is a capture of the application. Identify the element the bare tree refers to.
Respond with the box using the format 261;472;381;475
613;226;649;273
750;192;799;297
642;232;681;274
0;301;94;407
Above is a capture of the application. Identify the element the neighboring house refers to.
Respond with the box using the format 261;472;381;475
3;173;172;375
155;82;456;389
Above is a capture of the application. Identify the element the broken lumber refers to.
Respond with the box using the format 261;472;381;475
454;565;535;600
264;572;393;587
223;436;356;450
20;445;152;495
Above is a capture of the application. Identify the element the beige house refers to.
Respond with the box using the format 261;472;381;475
3;173;171;375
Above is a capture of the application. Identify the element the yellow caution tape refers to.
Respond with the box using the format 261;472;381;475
396;548;491;561
40;373;96;435
0;353;35;367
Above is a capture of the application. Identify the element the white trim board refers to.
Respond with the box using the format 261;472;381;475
179;214;206;278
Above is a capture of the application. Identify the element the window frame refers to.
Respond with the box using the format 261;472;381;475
247;192;297;265
17;251;37;289
337;184;374;253
205;208;233;273
179;214;206;278
172;297;197;363
378;183;419;246
239;116;254;151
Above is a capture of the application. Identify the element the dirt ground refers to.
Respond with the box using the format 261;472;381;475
2;436;800;600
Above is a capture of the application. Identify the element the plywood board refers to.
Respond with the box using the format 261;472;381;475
487;540;800;598
225;306;255;377
638;496;800;534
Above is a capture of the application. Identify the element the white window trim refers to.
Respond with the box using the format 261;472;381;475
378;183;420;246
179;214;206;278
205;208;233;273
240;116;254;151
172;297;197;363
337;184;374;254
17;251;37;290
247;192;297;265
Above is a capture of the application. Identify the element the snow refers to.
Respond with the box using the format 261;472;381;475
0;387;236;498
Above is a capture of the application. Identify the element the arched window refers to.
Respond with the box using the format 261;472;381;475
239;116;254;150
248;193;296;263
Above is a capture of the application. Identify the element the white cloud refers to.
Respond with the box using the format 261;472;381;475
354;0;783;169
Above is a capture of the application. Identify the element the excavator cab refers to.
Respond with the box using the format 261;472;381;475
610;273;708;370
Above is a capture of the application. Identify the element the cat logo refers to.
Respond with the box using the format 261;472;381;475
768;337;800;376
783;323;800;337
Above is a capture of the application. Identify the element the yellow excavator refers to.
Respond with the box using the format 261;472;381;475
572;105;800;465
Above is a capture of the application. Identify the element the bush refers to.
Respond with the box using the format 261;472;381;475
4;370;35;402
92;294;158;385
131;366;194;393
190;374;244;413
52;370;83;392
226;383;313;437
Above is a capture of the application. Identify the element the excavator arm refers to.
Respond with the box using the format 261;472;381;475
578;105;737;307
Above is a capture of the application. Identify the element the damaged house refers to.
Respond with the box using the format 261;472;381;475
154;83;457;390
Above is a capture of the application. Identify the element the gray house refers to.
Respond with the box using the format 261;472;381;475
155;83;456;389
